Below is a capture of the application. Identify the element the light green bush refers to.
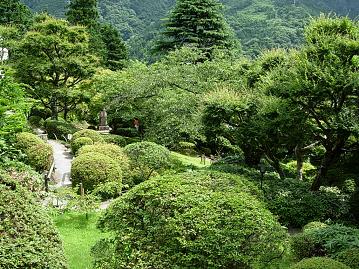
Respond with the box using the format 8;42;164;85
71;153;122;192
0;174;68;268
290;257;350;269
72;129;104;144
303;222;328;233
16;132;53;171
71;137;93;154
92;171;286;268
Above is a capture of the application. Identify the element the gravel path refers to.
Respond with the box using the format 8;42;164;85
48;140;73;187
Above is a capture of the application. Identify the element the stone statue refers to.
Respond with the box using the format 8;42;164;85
99;109;110;131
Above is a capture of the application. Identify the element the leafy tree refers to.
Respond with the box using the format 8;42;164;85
13;15;97;119
66;0;99;28
0;0;32;27
268;16;359;190
155;0;237;58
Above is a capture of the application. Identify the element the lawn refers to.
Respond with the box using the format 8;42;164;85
171;151;211;168
53;212;106;269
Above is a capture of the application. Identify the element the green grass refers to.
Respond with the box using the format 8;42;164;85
171;151;211;168
53;212;105;269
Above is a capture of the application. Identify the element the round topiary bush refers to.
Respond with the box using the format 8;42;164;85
0;174;68;268
16;132;54;172
28;115;44;128
92;171;286;269
16;132;44;149
71;152;122;192
335;247;359;269
72;129;104;144
124;141;171;182
102;134;127;147
44;119;78;139
71;137;93;154
290;257;350;269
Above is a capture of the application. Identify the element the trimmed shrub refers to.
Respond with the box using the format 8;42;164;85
16;132;44;149
102;134;127;147
291;233;326;260
124;141;171;182
290;257;350;269
335;247;359;269
44;119;78;139
264;178;350;227
174;141;197;155
92;181;123;201
0;174;68;268
93;171;286;269
303;222;328;233
16;132;53;172
71;137;93;154
72;129;104;144
71;153;122;192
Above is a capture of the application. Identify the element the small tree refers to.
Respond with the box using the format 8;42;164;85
14;15;97;119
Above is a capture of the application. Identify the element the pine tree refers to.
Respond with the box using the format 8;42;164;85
66;0;99;28
155;0;236;57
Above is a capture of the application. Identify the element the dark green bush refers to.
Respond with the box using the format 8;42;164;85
264;178;350;227
44;119;78;139
0;174;68;268
124;141;171;182
174;141;197;155
15;132;54;171
71;152;122;192
102;134;127;147
93;171;286;269
335;247;359;269
350;188;359;222
28;115;44;128
92;181;123;201
71;137;93;154
292;223;359;260
72;129;104;143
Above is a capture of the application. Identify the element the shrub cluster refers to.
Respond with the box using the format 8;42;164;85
0;174;68;268
102;134;127;147
44;119;78;139
264;178;350;227
16;132;53;171
92;171;286;268
335;247;359;269
28;115;44;128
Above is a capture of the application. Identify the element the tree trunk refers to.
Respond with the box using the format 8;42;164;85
295;145;304;181
50;100;58;120
311;135;348;191
265;153;285;180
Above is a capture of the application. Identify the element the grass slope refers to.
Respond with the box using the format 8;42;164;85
53;212;105;269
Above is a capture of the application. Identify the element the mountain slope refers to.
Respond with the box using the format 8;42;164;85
22;0;359;59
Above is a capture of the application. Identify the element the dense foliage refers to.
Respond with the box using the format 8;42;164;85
289;257;350;269
0;174;68;268
93;171;286;268
72;129;104;143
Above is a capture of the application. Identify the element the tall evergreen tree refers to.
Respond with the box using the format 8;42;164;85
66;0;99;28
0;0;32;27
155;0;236;57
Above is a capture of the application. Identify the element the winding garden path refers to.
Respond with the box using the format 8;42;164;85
48;140;73;188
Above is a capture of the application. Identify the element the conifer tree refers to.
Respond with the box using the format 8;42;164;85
66;0;99;28
155;0;236;57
